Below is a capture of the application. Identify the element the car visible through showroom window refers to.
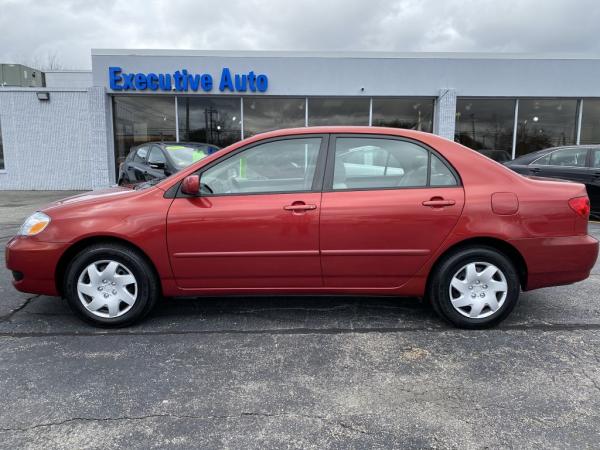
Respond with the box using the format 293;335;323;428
118;142;220;186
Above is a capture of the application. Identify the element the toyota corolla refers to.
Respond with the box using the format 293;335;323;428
5;127;598;328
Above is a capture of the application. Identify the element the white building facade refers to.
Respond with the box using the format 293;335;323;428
1;50;600;190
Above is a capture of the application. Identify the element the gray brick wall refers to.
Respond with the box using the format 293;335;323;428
87;87;114;187
433;89;457;141
0;88;110;190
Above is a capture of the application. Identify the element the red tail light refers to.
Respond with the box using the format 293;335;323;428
568;196;590;218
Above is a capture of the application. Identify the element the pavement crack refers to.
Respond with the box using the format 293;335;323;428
0;295;39;323
0;412;391;438
3;322;600;338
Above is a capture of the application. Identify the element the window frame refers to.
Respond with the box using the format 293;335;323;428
322;134;461;192
530;147;591;169
176;134;330;198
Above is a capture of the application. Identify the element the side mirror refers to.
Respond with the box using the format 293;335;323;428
149;161;165;169
181;175;200;196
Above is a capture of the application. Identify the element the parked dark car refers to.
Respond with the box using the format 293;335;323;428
504;145;600;218
118;142;220;185
476;149;512;163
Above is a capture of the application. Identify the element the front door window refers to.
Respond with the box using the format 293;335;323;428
201;138;322;194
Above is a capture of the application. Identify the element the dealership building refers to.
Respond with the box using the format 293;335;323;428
1;49;600;190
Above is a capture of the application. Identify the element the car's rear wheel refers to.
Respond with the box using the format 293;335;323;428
64;243;159;327
428;246;520;329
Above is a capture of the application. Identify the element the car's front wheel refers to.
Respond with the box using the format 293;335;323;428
428;246;520;329
64;243;159;327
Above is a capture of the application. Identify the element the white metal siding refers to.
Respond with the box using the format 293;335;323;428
0;89;109;190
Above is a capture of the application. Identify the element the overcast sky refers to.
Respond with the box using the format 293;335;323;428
1;0;600;69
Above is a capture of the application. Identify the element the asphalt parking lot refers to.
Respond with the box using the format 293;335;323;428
1;191;600;449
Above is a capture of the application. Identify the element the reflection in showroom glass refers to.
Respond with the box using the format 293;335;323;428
113;96;176;172
178;97;241;149
372;98;434;132
243;97;305;137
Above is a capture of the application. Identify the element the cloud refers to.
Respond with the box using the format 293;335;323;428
0;0;599;69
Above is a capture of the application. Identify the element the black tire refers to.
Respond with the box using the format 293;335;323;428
428;246;520;329
64;243;159;327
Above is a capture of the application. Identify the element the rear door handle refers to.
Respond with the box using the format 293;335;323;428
530;167;542;173
422;199;456;207
283;204;317;212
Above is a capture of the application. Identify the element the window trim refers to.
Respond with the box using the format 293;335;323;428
176;134;330;198
322;133;461;193
530;147;591;169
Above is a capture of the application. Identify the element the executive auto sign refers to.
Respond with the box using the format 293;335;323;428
108;66;269;93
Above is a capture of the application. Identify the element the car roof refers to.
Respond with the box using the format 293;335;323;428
510;144;600;164
234;126;447;146
129;141;219;152
154;141;218;147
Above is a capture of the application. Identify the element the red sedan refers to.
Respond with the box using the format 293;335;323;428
5;127;599;328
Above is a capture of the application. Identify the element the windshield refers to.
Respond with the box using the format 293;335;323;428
165;144;218;170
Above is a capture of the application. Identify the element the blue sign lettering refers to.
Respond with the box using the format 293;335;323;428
219;68;234;92
108;66;268;93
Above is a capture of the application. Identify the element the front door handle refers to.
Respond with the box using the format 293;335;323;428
530;167;542;174
422;199;456;208
283;203;317;212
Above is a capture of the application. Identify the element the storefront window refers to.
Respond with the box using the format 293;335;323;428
243;97;306;137
580;99;600;145
515;99;578;157
178;97;241;148
308;98;369;126
455;99;515;155
372;98;434;132
0;116;4;170
113;96;176;171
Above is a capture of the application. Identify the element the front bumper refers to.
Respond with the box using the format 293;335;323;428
511;234;599;290
5;236;68;296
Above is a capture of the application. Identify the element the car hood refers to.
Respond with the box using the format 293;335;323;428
42;186;137;211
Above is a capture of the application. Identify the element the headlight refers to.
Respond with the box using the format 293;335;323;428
18;212;51;236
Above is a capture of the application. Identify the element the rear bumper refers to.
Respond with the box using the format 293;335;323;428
5;236;68;296
511;234;599;290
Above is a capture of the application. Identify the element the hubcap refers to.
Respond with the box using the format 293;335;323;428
76;260;137;318
449;262;508;319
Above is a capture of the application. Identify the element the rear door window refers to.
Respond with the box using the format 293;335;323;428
531;153;551;165
547;148;588;167
330;137;457;190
